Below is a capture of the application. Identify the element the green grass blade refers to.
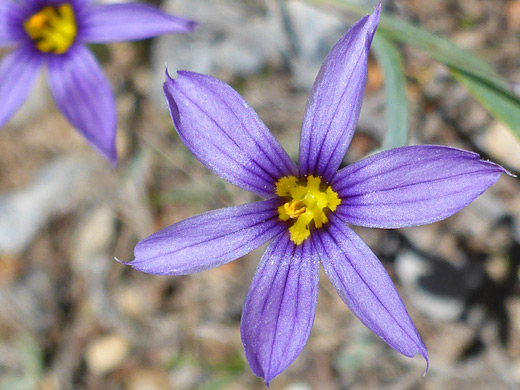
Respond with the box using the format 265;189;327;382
450;67;520;141
372;33;410;149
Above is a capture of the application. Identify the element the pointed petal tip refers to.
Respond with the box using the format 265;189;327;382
185;19;199;32
353;1;381;36
89;138;117;165
396;345;429;375
163;65;173;84
373;2;382;18
487;160;515;177
108;152;118;167
116;256;154;274
475;156;511;178
162;82;180;130
257;367;274;388
163;68;194;87
126;259;144;271
440;148;509;177
367;2;381;37
454;146;510;177
99;144;118;166
249;361;273;388
124;253;163;275
423;351;430;376
414;341;429;374
114;256;127;265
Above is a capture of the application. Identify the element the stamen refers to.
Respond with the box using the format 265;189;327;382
284;200;306;219
24;4;77;54
276;175;341;245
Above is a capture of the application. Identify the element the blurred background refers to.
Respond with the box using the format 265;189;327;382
1;0;520;389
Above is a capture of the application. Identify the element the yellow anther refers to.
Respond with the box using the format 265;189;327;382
276;175;341;245
284;200;306;219
275;176;299;197
24;4;77;54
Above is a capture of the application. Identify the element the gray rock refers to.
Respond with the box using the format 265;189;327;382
0;158;92;254
282;1;347;89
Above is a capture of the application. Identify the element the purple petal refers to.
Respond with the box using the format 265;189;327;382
241;233;319;385
0;2;25;46
79;3;197;43
72;0;93;8
314;215;428;365
47;45;117;163
298;5;380;182
0;46;43;128
130;199;285;276
164;70;297;198
332;145;507;228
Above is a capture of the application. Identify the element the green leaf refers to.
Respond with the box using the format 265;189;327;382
372;33;410;149
450;67;520;140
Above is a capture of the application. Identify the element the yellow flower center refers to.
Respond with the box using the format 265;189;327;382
276;175;341;245
23;4;77;54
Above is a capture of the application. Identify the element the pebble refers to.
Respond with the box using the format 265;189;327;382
85;333;130;376
485;121;520;171
126;369;170;390
284;383;312;390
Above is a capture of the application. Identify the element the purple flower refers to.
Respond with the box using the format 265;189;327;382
0;0;197;163
129;5;506;384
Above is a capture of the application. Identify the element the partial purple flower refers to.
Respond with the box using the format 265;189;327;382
0;0;197;163
129;4;507;385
